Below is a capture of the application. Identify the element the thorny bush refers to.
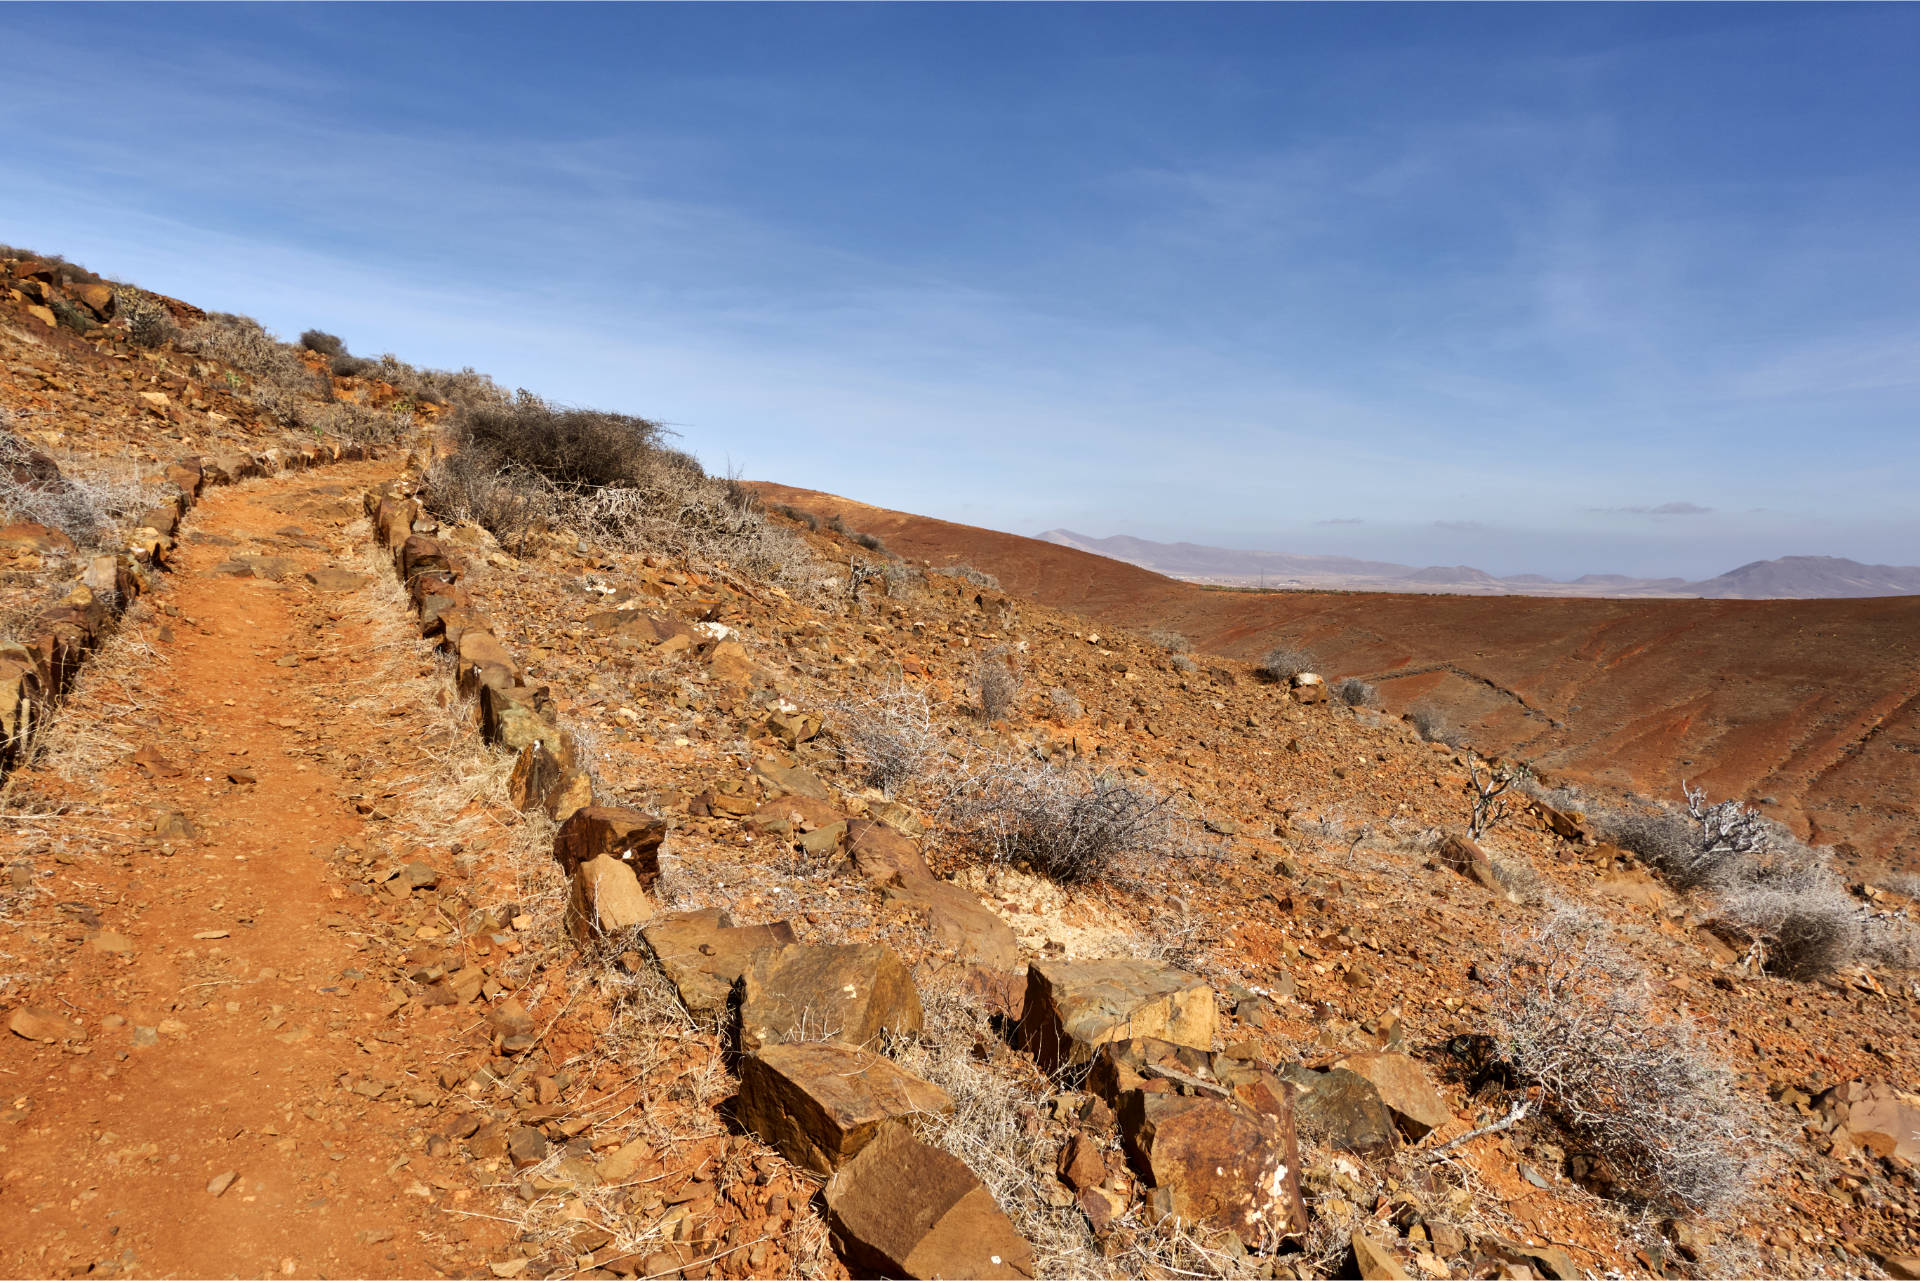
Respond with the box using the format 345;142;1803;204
831;680;944;795
1486;907;1765;1217
943;757;1180;884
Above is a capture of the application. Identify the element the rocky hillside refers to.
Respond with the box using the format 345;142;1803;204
4;250;1920;1281
756;484;1920;874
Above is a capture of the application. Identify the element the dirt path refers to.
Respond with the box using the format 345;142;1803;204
1;464;509;1279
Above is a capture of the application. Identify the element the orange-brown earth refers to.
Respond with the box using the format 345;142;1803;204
748;484;1920;873
7;254;1920;1281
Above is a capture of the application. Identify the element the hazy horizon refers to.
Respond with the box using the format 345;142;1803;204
4;4;1916;579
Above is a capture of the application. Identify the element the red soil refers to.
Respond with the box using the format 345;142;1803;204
750;483;1920;871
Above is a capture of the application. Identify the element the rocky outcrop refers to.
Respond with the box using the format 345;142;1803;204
567;854;654;944
552;806;668;881
845;820;1023;973
1279;1063;1400;1155
1332;1052;1453;1139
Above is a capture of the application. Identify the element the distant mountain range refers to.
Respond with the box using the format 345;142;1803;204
1035;532;1920;600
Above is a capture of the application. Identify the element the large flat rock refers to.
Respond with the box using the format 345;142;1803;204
737;941;922;1053
738;1041;952;1174
640;909;797;1018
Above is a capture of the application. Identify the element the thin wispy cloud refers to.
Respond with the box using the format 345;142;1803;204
1591;502;1715;516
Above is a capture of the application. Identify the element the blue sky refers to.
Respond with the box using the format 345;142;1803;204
4;4;1916;579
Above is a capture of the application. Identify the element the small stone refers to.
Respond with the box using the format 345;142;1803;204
1353;1229;1410;1280
207;1170;238;1197
8;1007;78;1042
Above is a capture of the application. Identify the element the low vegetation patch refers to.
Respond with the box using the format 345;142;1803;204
0;420;152;550
943;757;1179;884
973;648;1023;721
1597;785;1903;978
1486;907;1766;1217
831;680;944;795
1333;676;1378;707
1256;642;1314;683
428;389;819;585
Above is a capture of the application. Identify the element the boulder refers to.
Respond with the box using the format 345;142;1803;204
640;908;797;1018
707;639;765;688
456;630;519;696
823;1123;1034;1279
1057;1133;1106;1192
397;534;453;583
749;793;845;835
1437;833;1509;897
1087;1037;1217;1105
567;854;654;944
1018;959;1216;1073
737;941;923;1053
1824;1079;1920;1163
479;682;557;752
585;609;695;646
508;738;593;822
1118;1090;1308;1248
0;523;74;555
738;1041;952;1174
1279;1065;1398;1155
553;806;668;881
1332;1052;1453;1138
1291;673;1327;705
766;707;821;747
1531;797;1587;841
8;1006;80;1042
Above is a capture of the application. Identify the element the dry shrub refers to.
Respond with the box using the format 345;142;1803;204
119;290;178;348
931;563;1001;591
178;312;304;383
1409;704;1458;745
1145;627;1190;653
831;680;943;795
1602;787;1878;979
973;649;1023;722
1047;686;1083;721
1169;654;1198;674
1486;907;1766;1217
1256;643;1314;683
0;425;154;549
1334;676;1378;707
943;756;1179;884
461;390;666;489
431;391;819;586
298;329;344;356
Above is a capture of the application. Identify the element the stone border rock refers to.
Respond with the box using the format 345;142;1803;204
1;441;379;781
